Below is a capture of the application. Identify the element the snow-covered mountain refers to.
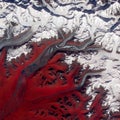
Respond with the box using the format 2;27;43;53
0;0;120;118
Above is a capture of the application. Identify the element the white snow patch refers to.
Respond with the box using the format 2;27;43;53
7;44;31;61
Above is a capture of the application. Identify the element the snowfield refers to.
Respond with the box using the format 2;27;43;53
0;0;120;115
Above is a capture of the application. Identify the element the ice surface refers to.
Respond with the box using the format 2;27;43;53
0;0;120;113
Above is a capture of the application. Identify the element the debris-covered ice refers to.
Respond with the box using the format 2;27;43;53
0;0;120;113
